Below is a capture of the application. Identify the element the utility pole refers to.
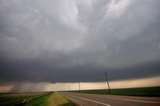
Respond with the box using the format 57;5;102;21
104;72;111;93
68;85;70;92
78;82;81;92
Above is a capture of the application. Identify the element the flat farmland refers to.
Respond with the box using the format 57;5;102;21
0;92;75;106
72;86;160;97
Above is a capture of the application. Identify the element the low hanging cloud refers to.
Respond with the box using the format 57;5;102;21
0;0;160;83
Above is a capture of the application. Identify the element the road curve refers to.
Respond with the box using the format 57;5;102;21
60;92;160;106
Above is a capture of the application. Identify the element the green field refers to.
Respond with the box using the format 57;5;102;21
73;86;160;97
1;86;159;106
0;92;75;106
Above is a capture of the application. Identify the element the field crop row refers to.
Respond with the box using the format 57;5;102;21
0;92;76;106
0;92;51;106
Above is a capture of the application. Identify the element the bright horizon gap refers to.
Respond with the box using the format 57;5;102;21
0;76;160;92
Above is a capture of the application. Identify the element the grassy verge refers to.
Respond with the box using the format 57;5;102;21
44;92;76;106
73;86;160;97
25;92;52;106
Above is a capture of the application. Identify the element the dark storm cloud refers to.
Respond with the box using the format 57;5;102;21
0;0;160;83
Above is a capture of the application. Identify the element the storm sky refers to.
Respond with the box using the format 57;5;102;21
0;0;160;90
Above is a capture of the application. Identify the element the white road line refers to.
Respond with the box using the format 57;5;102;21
69;95;111;106
121;98;160;104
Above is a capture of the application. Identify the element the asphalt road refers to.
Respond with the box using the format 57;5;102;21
60;92;160;106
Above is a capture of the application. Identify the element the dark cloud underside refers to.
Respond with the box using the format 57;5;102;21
0;0;160;83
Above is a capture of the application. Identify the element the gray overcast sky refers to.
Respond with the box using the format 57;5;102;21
0;0;160;83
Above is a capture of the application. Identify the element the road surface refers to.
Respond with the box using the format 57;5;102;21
60;92;160;106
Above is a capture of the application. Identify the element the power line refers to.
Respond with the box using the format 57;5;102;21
68;85;70;92
79;82;81;92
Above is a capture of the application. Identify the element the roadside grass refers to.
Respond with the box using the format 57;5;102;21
24;92;52;106
73;86;160;97
44;92;76;106
0;92;75;106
